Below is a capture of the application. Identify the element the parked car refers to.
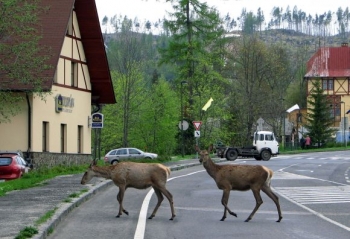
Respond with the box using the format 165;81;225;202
104;148;158;164
0;152;32;181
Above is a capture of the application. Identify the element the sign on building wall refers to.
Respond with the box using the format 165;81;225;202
55;94;75;113
91;113;104;128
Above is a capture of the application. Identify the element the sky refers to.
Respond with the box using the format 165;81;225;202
95;0;350;24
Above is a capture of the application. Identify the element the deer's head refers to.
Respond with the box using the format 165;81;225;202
81;160;97;185
195;145;213;164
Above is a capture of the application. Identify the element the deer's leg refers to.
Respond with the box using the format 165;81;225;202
245;189;263;222
220;189;237;221
157;186;176;220
262;185;283;222
148;187;164;219
116;187;128;217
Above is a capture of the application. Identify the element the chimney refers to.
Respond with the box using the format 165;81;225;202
341;42;348;47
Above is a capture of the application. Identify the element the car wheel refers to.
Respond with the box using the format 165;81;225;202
111;160;119;165
254;156;262;161
226;149;238;161
261;150;271;161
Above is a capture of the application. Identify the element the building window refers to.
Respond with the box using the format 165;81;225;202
42;122;49;152
61;124;67;153
71;62;78;87
329;103;341;122
322;79;333;90
78;125;83;153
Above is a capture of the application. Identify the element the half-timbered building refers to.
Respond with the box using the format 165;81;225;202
0;0;115;167
304;43;350;142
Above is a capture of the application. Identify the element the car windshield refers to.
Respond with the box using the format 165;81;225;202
0;157;12;166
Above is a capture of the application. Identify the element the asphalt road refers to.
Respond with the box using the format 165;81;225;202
48;151;350;239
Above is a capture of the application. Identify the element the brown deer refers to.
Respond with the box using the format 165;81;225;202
195;145;282;222
81;159;176;220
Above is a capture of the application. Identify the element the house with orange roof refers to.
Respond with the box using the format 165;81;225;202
0;0;115;167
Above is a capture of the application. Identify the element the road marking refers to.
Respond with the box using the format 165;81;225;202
274;186;350;232
273;171;314;180
134;170;205;239
135;167;350;239
274;186;350;204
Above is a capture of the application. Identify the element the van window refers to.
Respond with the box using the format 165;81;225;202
259;134;264;141
265;134;274;141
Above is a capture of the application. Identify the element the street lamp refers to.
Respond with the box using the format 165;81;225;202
180;81;187;157
340;101;346;146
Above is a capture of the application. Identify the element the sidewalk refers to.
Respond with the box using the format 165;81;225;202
0;158;225;239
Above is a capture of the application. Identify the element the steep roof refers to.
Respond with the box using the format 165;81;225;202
1;0;115;105
305;43;350;78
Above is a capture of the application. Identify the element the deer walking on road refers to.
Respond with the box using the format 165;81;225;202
81;160;176;220
195;145;282;222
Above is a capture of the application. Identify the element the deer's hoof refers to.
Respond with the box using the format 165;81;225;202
276;216;283;222
244;218;251;222
229;212;237;217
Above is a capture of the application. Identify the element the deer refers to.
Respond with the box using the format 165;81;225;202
81;159;176;220
195;144;282;222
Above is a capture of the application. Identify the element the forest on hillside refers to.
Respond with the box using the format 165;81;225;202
98;1;349;156
101;4;350;38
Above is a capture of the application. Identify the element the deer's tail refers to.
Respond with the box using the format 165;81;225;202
262;166;273;187
165;166;171;178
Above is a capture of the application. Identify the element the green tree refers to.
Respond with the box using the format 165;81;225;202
101;16;180;156
304;81;335;147
0;0;49;123
135;78;179;155
159;0;227;153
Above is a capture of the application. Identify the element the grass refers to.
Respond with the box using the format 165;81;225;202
35;207;58;226
14;226;38;239
0;164;90;197
14;208;58;239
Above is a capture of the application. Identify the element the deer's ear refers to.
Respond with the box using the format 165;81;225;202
208;144;213;152
195;145;200;152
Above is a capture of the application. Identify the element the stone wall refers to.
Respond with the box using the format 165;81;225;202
26;152;93;169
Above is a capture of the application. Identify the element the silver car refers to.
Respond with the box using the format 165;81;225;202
104;148;158;164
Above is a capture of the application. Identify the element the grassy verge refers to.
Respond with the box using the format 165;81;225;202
0;164;90;197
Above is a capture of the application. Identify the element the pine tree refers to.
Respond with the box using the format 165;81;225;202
304;81;335;147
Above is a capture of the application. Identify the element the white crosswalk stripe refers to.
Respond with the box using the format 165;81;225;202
273;171;314;180
274;186;350;204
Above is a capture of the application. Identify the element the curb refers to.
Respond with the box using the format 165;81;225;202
33;159;225;239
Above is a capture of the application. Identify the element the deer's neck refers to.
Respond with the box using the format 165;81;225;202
203;158;219;179
92;165;112;179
